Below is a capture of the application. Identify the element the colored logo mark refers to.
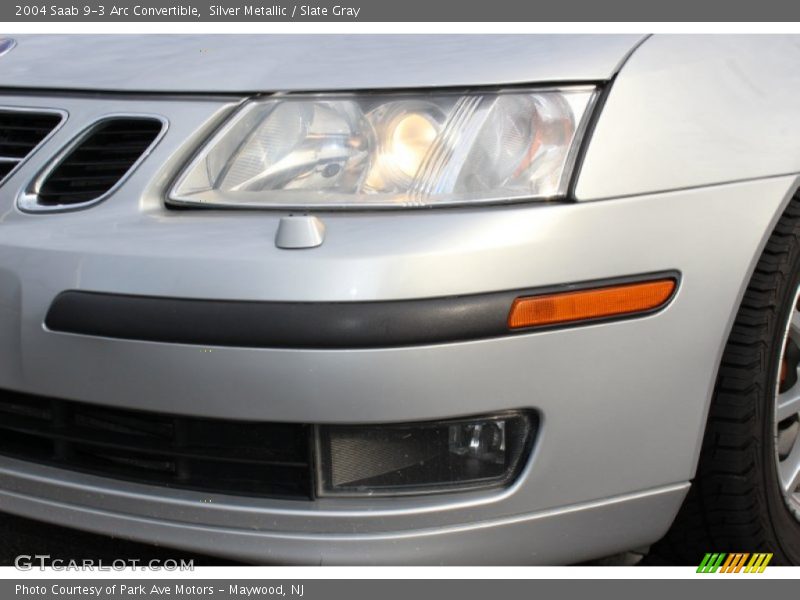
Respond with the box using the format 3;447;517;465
697;553;773;573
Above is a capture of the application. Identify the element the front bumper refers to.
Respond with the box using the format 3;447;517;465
0;463;687;565
0;93;794;563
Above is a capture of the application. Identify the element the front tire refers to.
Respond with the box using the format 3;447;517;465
650;192;800;565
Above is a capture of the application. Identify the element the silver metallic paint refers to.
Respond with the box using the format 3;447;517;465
577;35;800;200
0;464;688;565
0;96;794;556
0;35;797;563
0;35;644;93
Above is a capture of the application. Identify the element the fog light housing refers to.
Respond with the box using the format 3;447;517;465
315;412;535;497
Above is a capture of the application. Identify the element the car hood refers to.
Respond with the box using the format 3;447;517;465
0;34;645;94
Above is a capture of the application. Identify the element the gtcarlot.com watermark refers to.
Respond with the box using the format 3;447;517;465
14;555;194;571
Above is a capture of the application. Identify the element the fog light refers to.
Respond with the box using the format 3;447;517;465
315;412;535;497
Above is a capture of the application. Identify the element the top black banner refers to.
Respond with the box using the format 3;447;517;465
3;0;800;21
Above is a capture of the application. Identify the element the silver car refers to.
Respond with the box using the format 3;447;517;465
0;33;798;565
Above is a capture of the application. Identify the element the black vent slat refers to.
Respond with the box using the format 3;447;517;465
89;132;163;141
0;390;51;420
45;175;128;185
65;159;145;167
37;118;162;206
0;110;61;166
73;406;175;439
0;412;309;467
46;169;135;180
31;189;112;199
0;389;313;500
1;124;60;133
70;145;157;154
74;447;176;475
1;138;51;148
59;157;146;165
0;114;62;127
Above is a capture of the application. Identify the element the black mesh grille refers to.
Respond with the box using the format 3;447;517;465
0;389;313;500
0;110;62;185
36;118;163;206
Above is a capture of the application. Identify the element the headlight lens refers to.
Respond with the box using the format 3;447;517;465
169;87;596;209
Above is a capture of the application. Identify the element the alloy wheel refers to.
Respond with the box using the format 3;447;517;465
776;288;800;521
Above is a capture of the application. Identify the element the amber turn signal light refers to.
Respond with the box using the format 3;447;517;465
507;278;676;330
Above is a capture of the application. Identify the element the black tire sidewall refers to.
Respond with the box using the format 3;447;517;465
762;231;800;563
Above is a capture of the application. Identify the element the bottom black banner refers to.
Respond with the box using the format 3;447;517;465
2;579;796;600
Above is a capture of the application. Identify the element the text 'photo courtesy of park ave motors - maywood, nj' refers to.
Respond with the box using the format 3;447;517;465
15;584;305;596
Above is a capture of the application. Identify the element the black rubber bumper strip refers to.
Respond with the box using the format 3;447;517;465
44;272;678;349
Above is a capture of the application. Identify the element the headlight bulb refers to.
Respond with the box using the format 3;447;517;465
388;112;439;178
364;101;444;191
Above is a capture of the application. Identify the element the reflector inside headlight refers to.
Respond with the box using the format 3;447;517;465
316;412;535;496
169;88;596;209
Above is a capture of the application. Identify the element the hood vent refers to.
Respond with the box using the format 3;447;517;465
0;109;64;186
23;116;165;211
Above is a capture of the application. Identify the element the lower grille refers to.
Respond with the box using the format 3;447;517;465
0;389;313;500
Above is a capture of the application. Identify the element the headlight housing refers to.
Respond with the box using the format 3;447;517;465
169;87;596;209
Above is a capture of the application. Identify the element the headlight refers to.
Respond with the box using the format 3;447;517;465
169;87;597;209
